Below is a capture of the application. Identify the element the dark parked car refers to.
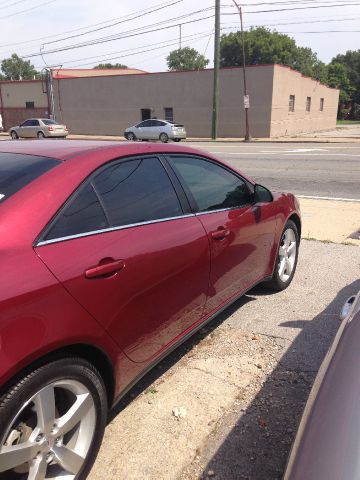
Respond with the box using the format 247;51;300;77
0;140;301;479
284;291;360;480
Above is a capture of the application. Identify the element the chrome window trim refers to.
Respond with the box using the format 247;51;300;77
195;204;252;216
36;213;196;247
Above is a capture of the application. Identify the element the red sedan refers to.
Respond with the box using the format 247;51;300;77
0;141;300;479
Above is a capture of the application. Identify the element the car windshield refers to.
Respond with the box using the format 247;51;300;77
0;153;60;203
41;119;58;125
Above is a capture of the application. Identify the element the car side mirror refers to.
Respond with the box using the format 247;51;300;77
253;184;273;203
340;296;356;321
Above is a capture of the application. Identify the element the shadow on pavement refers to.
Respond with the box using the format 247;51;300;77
109;294;257;422
198;279;360;480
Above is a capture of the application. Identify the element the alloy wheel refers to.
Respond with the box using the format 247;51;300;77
277;228;297;282
0;379;96;480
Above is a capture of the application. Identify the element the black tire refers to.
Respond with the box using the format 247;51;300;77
10;131;18;140
126;132;136;141
173;138;181;142
266;220;299;292
37;131;45;139
0;357;108;480
159;132;169;143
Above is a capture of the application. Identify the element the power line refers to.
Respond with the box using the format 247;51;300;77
238;2;360;13
62;33;212;68
43;0;183;46
0;0;185;51
0;0;56;20
54;30;213;67
22;12;216;58
223;15;360;28
0;0;31;10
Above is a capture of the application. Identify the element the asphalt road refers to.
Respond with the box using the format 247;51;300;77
187;142;360;200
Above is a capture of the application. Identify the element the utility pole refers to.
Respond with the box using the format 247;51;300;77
46;68;56;121
211;0;220;140
179;24;182;49
232;0;251;141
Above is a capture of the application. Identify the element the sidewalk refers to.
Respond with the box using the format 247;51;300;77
299;198;359;245
1;131;359;143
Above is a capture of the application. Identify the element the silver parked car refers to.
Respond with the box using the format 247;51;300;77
124;119;186;143
284;290;360;480
9;118;69;139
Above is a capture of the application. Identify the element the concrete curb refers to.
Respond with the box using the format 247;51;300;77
1;133;359;143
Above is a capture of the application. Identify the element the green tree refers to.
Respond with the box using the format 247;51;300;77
93;63;127;69
220;27;325;82
327;62;355;103
167;47;209;71
329;50;360;118
0;53;39;80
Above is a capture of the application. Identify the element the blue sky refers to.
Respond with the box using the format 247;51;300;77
0;0;359;72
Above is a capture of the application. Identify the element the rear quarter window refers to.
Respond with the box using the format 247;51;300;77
0;153;60;202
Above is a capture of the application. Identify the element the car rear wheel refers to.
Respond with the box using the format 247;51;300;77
159;132;169;143
266;220;299;291
10;131;18;140
0;357;107;480
173;138;181;142
37;132;45;139
126;132;136;141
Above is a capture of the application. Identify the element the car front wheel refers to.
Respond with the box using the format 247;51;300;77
126;132;136;141
267;220;299;291
0;357;107;480
10;131;18;140
159;132;169;143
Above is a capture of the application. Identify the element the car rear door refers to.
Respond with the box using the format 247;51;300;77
35;155;210;363
30;119;40;137
167;154;277;314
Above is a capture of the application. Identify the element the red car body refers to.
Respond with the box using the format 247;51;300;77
0;140;301;405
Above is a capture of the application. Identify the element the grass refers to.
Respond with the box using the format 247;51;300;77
337;120;360;125
145;387;158;395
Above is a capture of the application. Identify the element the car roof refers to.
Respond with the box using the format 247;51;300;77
0;139;208;161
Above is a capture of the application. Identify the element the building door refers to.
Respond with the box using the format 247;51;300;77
141;108;151;121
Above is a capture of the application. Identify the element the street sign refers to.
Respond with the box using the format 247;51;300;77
244;95;250;109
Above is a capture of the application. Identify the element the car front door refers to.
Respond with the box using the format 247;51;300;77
35;155;210;363
17;119;33;137
168;154;277;314
135;120;151;139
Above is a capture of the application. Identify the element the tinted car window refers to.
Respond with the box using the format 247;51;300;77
170;156;251;212
140;120;152;127
93;157;183;227
41;119;58;125
0;153;59;203
153;120;166;127
44;183;109;241
31;120;40;126
21;120;33;126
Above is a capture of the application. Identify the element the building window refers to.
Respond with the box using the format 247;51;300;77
306;97;311;112
320;98;324;111
141;108;151;121
289;95;295;112
25;101;35;109
164;107;173;123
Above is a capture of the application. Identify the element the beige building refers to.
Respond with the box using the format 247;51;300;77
0;80;49;130
1;65;339;137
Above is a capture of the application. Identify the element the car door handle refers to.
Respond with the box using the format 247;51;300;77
85;259;125;279
211;228;230;240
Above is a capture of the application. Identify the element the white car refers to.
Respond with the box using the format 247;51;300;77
9;118;68;139
124;119;186;143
